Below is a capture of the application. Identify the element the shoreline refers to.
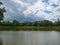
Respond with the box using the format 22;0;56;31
0;26;60;31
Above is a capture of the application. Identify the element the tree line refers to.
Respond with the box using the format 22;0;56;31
0;20;60;27
0;2;60;27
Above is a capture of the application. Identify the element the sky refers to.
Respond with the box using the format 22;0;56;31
1;0;60;22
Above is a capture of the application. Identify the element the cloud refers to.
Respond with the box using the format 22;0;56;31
11;0;29;6
2;0;29;21
23;0;60;21
20;0;38;5
1;0;60;22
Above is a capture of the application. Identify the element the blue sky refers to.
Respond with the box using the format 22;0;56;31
1;0;60;22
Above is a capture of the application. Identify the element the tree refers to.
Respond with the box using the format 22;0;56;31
0;2;6;22
0;2;3;5
33;21;39;26
54;19;60;26
35;20;53;27
23;21;32;26
0;39;3;45
40;20;53;27
12;20;20;26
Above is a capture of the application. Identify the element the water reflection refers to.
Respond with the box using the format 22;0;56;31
0;31;60;45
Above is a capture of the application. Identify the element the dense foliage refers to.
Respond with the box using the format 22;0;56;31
0;20;60;27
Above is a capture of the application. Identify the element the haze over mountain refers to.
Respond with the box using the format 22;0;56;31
1;0;60;22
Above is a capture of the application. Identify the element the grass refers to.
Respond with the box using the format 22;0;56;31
0;26;60;31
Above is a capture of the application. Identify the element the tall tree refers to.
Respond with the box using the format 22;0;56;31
0;2;3;5
0;2;6;22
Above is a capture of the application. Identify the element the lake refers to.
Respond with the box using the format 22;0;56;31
0;31;60;45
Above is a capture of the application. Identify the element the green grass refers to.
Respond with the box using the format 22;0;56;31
0;26;60;31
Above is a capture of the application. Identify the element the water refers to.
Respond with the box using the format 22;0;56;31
0;31;60;45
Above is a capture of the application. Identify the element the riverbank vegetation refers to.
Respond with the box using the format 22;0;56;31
0;20;60;31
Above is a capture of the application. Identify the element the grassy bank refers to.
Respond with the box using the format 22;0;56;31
0;26;60;31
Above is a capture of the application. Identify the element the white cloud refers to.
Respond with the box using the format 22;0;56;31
49;0;59;5
23;0;46;16
23;0;60;21
11;0;30;6
2;0;60;21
